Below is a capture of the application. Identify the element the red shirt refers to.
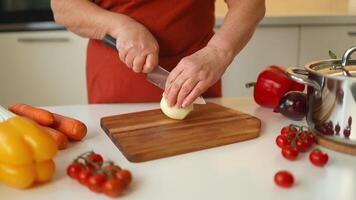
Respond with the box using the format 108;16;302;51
87;0;221;103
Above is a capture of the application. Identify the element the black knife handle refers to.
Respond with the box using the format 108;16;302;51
102;34;117;50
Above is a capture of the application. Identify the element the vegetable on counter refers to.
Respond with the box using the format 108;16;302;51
273;124;329;189
52;113;87;141
67;151;132;198
246;65;305;109
7;103;87;150
41;126;68;150
0;106;57;189
309;149;329;167
276;124;316;161
274;170;294;188
278;91;307;121
9;103;55;126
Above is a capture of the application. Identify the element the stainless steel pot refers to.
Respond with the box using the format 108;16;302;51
286;47;356;145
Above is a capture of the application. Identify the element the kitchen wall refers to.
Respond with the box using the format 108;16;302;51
215;0;356;16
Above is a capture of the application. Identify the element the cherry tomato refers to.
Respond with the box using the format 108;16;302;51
78;168;93;185
86;164;95;172
275;135;290;148
102;179;124;197
104;164;122;174
274;170;294;188
66;162;83;179
281;146;299;161
306;132;316;144
87;173;107;193
87;153;104;166
309;149;329;167
296;139;310;152
281;126;297;139
116;170;132;188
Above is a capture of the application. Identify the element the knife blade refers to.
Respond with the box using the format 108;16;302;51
102;35;206;104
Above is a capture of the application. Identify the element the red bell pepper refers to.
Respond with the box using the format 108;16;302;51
248;65;305;109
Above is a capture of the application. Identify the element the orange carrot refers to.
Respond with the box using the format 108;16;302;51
41;126;68;150
52;113;87;141
8;103;55;126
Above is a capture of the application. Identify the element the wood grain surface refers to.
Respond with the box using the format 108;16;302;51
317;135;356;156
101;103;261;162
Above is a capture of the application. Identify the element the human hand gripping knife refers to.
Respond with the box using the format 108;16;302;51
102;35;206;105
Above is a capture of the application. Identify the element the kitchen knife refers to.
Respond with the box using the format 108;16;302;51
102;35;206;104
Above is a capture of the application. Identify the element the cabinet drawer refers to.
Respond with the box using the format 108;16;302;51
0;31;88;106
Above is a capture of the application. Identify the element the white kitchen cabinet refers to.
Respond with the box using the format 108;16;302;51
0;31;88;106
299;25;356;65
222;26;299;97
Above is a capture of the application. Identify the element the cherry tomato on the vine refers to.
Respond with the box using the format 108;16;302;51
296;139;310;152
306;132;316;144
281;146;299;161
87;173;107;193
104;164;122;174
102;179;124;197
87;153;104;166
281;126;298;139
67;162;83;179
116;170;132;188
276;135;290;148
67;151;133;198
78;168;93;185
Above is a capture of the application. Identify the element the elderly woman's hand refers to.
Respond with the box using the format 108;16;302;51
164;44;232;108
112;17;159;73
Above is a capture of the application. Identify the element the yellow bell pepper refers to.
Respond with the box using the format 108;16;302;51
0;106;57;189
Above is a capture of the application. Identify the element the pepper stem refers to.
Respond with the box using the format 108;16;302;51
245;82;256;88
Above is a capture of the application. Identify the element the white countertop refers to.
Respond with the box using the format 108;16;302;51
1;97;356;200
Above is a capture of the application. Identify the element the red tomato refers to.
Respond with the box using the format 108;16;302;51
306;132;316;144
104;164;122;174
280;126;298;139
116;170;132;188
87;153;104;166
275;135;290;148
296;139;310;152
274;171;294;188
102;179;124;197
87;174;107;193
78;168;93;185
309;149;329;167
281;146;299;161
66;162;83;179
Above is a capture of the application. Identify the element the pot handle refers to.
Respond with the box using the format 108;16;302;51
341;46;356;67
285;67;322;95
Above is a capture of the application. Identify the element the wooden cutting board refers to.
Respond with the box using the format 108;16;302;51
317;135;356;156
101;102;261;162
